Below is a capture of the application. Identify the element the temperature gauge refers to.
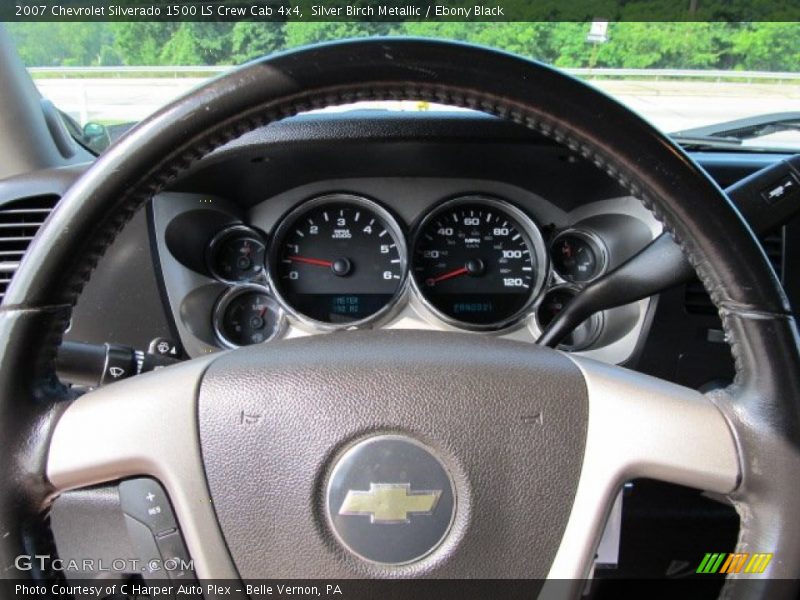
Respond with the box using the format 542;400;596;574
214;287;284;348
207;225;267;283
550;230;607;283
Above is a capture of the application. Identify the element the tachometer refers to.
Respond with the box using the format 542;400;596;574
269;194;407;328
411;196;547;330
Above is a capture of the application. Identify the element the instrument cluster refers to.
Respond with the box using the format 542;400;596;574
200;192;630;351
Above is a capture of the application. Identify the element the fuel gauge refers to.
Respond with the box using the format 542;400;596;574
214;287;285;348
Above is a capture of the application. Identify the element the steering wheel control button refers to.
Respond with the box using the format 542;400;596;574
325;435;456;565
155;530;196;582
119;477;178;536
123;514;167;580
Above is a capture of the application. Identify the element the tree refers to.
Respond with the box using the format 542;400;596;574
730;22;800;71
110;23;178;65
160;23;235;65
283;22;401;48
6;20;800;73
596;23;724;69
230;22;286;64
6;23;116;66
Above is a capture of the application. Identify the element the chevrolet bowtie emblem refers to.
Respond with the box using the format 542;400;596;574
338;483;442;523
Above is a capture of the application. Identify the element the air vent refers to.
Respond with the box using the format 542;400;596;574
684;227;784;315
684;279;718;315
760;228;784;282
0;195;60;303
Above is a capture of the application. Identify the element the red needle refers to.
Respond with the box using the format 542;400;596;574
426;266;469;286
288;255;333;268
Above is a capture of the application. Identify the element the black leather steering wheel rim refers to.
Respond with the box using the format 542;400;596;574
2;39;799;596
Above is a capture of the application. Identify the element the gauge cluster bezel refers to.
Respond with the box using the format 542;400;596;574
154;185;658;357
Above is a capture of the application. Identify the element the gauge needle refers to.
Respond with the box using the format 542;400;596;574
426;266;469;286
287;255;333;267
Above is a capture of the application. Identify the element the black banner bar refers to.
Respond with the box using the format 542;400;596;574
4;0;800;22
4;577;797;600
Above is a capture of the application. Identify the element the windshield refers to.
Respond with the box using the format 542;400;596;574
6;21;800;152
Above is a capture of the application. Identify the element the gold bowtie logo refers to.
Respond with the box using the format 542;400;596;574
338;483;442;523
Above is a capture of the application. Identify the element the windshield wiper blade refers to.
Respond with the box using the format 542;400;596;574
669;134;743;150
671;112;800;142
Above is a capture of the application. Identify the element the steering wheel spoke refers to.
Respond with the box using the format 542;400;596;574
46;356;237;579
549;356;740;580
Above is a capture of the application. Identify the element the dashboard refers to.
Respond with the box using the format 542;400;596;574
25;110;790;391
153;181;657;364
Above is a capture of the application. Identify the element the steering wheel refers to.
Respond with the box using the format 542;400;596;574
2;39;799;597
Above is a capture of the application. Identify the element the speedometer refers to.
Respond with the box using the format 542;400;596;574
268;194;407;329
411;196;547;330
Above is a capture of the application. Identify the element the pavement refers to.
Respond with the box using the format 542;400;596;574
33;76;800;144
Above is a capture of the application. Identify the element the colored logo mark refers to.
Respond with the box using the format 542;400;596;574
696;552;773;574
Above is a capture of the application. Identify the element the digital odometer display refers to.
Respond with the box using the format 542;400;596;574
270;195;407;327
412;197;546;329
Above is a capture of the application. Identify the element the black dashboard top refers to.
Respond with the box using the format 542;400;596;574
171;112;629;211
